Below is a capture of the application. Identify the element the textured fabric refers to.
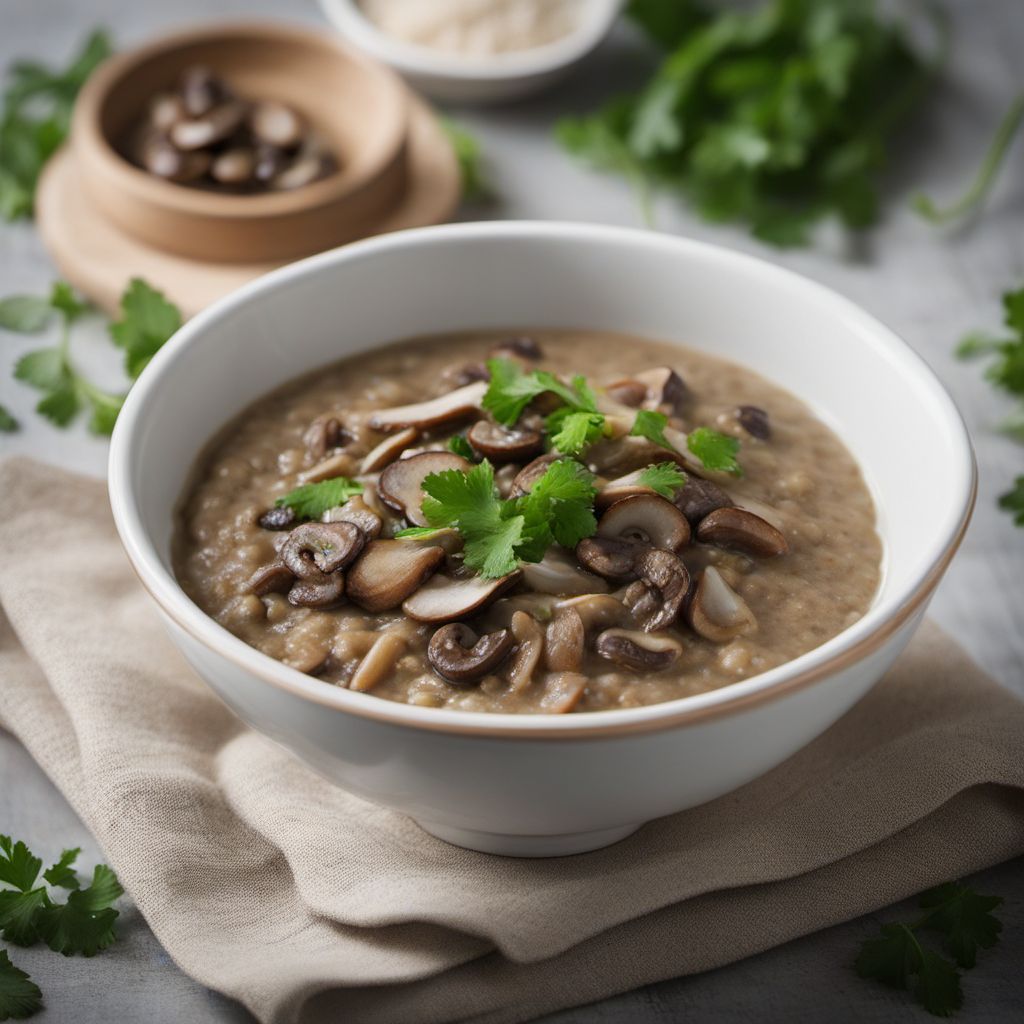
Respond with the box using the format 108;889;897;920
1;457;1022;1024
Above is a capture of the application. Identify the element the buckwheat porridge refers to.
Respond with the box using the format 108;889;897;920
173;330;882;714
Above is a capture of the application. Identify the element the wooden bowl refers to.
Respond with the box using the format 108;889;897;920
72;22;411;263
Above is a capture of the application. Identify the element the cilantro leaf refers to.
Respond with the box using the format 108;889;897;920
0;405;17;432
108;278;182;378
34;388;80;428
919;883;1004;969
446;434;476;460
0;949;43;1020
483;359;597;427
13;348;68;393
275;477;363;521
637;462;687;498
915;950;964;1018
0;889;48;946
999;476;1024;526
43;849;80;891
49;281;89;324
0;296;52;333
855;922;920;991
0;837;42;893
547;408;606;455
522;458;598;549
687;427;742;476
630;409;674;450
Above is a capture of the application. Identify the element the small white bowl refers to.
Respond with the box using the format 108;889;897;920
109;222;975;857
318;0;623;103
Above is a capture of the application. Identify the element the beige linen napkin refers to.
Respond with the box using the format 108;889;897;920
1;457;1023;1024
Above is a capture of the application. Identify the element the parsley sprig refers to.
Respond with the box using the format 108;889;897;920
0;836;124;1020
4;278;180;435
637;462;687;498
855;880;1003;1016
275;477;364;521
409;458;598;578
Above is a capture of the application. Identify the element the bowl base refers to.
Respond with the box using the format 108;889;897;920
414;819;642;857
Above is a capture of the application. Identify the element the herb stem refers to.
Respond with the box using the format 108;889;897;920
913;92;1024;225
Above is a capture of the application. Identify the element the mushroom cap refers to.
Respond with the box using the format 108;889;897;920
673;475;732;526
346;539;446;613
594;628;682;671
737;405;771;440
360;426;420;473
322;495;382;540
281;521;365;576
554;593;626;631
287;571;345;609
696;507;789;557
519;549;610;596
575;535;643;581
467;420;543;463
378;451;472;527
634;366;689;415
597;494;691;553
369;381;487;432
402;570;522;624
427;623;515;685
247;562;293;596
687;566;757;643
629;548;691;632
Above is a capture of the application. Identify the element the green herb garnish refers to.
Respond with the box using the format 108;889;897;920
558;0;940;246
855;880;1002;1017
483;358;588;425
0;30;113;221
546;408;607;455
630;409;673;450
999;476;1024;525
637;462;687;499
0;406;17;433
108;277;182;378
275;477;363;521
446;434;476;460
420;458;597;578
687;427;742;476
0;296;53;333
0;949;42;1020
441;118;492;203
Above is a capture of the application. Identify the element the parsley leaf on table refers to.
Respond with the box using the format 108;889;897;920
0;949;42;1021
999;477;1024;526
919;882;1003;969
0;839;42;894
687;426;742;476
559;0;940;246
0;296;52;333
42;850;80;892
637;461;687;499
0;30;113;221
35;865;123;957
0;405;17;432
109;278;182;378
441;118;492;203
275;477;364;521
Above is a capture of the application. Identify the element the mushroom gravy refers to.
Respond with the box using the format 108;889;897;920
173;330;882;713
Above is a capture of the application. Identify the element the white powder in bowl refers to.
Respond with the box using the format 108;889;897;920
358;0;588;56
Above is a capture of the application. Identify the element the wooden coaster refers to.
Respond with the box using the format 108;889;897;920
36;96;459;319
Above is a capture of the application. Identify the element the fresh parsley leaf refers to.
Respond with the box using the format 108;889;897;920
637;462;687;498
0;949;43;1021
108;278;182;379
547;408;607;455
441;118;492;202
687;427;742;476
0;296;52;333
49;281;89;325
42;849;80;892
13;348;67;393
522;458;598;549
0;889;48;947
393;526;450;539
0;405;17;432
482;359;597;428
35;388;81;428
999;476;1024;526
0;837;42;893
630;409;674;450
275;477;363;521
446;434;476;460
919;883;1003;970
559;0;936;245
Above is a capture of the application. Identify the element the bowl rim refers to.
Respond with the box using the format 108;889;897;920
108;220;976;740
73;19;410;220
318;0;622;82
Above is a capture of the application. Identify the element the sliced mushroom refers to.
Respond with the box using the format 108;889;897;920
539;672;587;714
304;414;349;461
586;435;679;476
596;468;677;509
180;65;225;118
491;336;543;361
210;147;255;185
575;536;642;581
360;426;420;473
346;540;446;613
322;495;382;539
299;452;358;484
368;381;487;432
737;405;771;440
597;494;690;553
635;366;689;415
247;562;293;596
427;623;514;685
271;153;334;190
509;453;562;496
595;629;682;671
402;570;521;624
629;549;690;632
505;611;544;692
169;100;247;150
281;522;365;576
349;632;406;693
378;451;471;527
257;505;295;531
140;139;210;182
554;594;626;631
441;361;490;388
696;507;789;557
544;607;585;672
603;379;647;408
249;100;304;149
519;549;610;596
673;475;732;526
467;421;543;463
687;566;757;643
287;570;345;609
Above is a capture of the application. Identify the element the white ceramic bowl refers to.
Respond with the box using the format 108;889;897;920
109;222;975;857
318;0;622;103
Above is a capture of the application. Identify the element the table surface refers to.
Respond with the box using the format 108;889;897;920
2;1;1022;1021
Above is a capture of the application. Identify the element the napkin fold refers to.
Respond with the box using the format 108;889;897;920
1;457;1023;1024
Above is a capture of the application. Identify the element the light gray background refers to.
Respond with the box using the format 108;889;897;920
1;1;1022;1021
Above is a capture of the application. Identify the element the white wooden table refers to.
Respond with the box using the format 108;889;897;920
2;1;1022;1021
